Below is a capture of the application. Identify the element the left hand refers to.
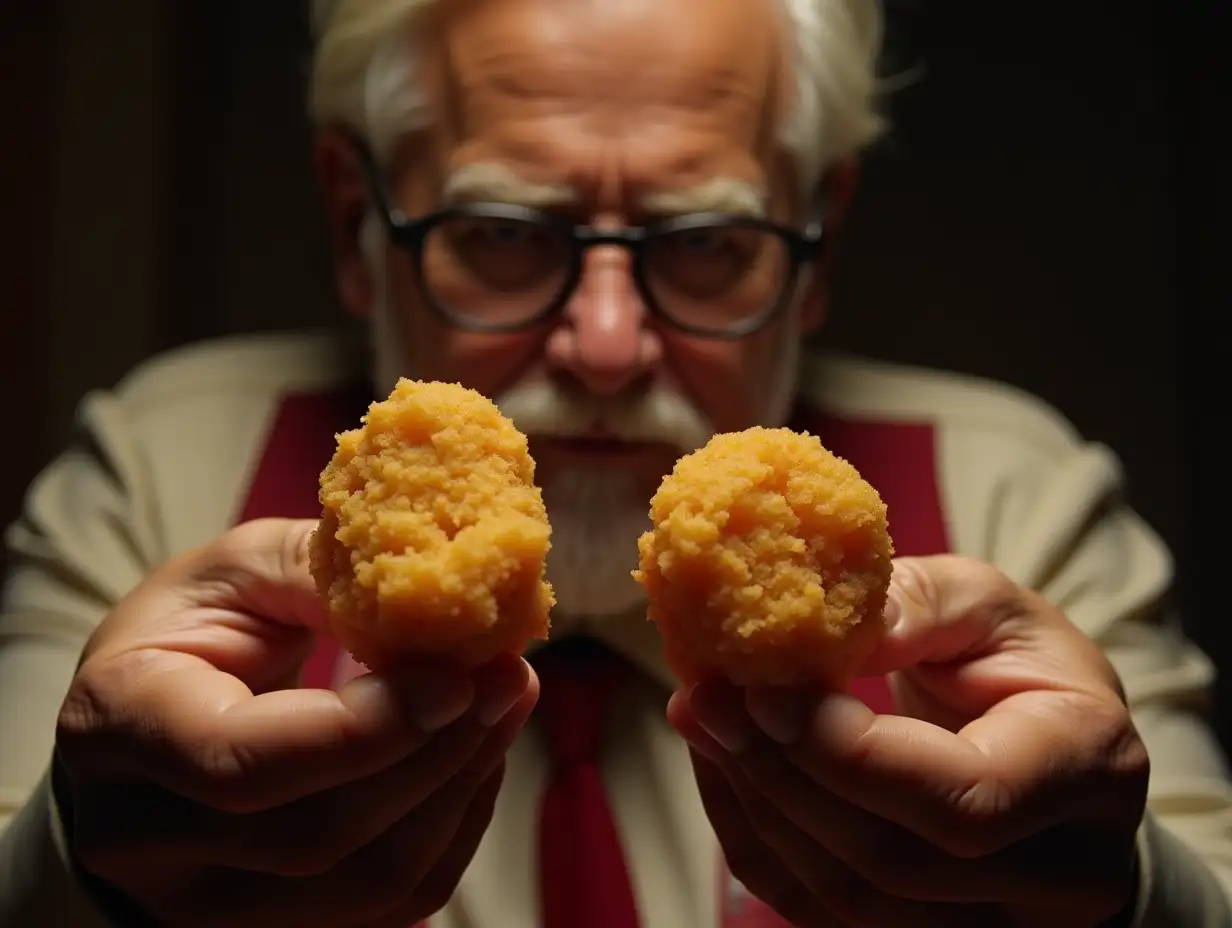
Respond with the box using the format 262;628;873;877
668;555;1149;928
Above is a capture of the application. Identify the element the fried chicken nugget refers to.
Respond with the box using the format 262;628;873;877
632;426;893;688
309;379;554;669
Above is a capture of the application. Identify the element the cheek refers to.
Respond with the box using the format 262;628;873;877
664;323;792;432
386;260;544;395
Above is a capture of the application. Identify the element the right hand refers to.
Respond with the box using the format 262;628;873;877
54;518;537;927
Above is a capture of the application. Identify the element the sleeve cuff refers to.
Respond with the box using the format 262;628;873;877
1129;809;1232;927
0;767;118;927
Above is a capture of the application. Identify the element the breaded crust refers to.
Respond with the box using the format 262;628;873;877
310;379;554;669
633;426;893;687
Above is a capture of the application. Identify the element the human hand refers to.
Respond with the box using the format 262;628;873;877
668;555;1148;927
55;518;536;928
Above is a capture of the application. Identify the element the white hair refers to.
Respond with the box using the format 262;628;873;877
309;0;885;197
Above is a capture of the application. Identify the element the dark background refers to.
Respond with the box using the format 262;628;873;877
0;2;1225;732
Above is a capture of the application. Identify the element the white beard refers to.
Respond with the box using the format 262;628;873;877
359;213;803;621
539;469;651;621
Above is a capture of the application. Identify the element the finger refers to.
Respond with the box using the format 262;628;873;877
731;722;1130;911
199;692;530;928
695;685;1137;914
74;659;534;879
860;557;1119;701
187;517;335;632
687;747;835;927
666;690;727;763
859;556;1024;676
719;758;966;926
67;519;333;729
202;658;529;876
677;692;958;916
67;652;495;811
362;764;506;928
86;519;331;669
710;676;1144;856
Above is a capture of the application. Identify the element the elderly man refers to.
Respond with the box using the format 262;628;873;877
0;0;1225;925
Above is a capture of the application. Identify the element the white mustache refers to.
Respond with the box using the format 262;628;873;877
496;380;714;455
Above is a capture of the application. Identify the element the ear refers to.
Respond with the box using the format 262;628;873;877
314;128;376;318
798;158;860;335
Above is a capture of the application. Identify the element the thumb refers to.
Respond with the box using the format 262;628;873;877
858;554;1031;676
85;518;332;686
184;517;332;633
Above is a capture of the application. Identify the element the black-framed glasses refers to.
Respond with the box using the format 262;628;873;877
353;141;826;339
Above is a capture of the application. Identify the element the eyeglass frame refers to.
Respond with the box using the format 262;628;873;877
349;136;828;340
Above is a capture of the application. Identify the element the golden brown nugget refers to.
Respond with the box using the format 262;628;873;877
632;426;893;688
310;379;554;669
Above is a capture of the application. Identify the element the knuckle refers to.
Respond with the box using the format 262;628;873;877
977;579;1029;629
57;658;126;743
936;779;1019;857
56;657;151;770
193;522;282;596
218;518;269;552
280;520;315;576
1103;715;1151;785
1068;697;1151;802
56;683;105;747
183;736;266;813
889;557;939;613
207;525;254;571
215;517;311;578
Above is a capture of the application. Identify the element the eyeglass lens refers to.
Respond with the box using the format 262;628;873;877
419;214;792;332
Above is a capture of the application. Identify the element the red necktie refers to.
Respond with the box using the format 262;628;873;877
534;638;642;928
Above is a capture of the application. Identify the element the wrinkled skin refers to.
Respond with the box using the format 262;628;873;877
316;0;850;497
54;0;1148;923
670;556;1147;927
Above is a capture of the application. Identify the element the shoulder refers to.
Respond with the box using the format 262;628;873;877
111;328;365;415
797;354;1176;628
6;330;370;609
800;350;1085;456
76;329;366;554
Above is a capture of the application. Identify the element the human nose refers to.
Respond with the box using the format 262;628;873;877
544;245;663;397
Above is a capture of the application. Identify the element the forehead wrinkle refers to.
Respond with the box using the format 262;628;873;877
440;0;783;132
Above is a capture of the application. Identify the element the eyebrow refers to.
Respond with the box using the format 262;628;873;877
440;163;577;209
640;178;767;218
439;164;767;218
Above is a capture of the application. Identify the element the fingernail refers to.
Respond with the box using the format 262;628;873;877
473;655;528;727
405;667;474;732
689;682;752;754
814;691;875;737
746;686;811;745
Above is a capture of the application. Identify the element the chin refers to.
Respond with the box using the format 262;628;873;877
542;468;651;621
